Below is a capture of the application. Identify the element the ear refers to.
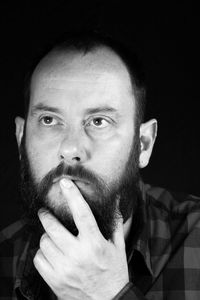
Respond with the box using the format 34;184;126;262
15;117;25;150
139;119;158;168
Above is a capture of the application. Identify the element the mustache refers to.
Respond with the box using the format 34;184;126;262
37;162;109;196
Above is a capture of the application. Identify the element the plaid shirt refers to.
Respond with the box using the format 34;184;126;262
1;182;200;300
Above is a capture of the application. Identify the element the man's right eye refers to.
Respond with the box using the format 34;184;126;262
40;116;58;126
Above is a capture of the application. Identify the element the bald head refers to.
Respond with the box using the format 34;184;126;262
33;46;133;81
30;47;134;113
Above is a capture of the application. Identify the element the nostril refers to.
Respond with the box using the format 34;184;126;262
73;157;81;161
59;153;81;163
60;155;81;162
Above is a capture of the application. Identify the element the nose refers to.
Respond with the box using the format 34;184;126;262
58;131;88;165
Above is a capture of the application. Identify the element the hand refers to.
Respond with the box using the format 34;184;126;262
33;178;129;300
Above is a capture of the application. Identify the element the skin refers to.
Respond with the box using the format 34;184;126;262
15;47;157;299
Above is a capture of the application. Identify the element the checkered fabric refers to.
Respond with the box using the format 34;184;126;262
1;183;200;299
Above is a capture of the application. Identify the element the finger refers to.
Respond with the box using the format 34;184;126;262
33;249;56;291
39;232;65;264
112;216;125;248
59;178;102;239
38;209;77;250
33;248;54;276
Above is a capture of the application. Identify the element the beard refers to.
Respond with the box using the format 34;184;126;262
19;129;142;241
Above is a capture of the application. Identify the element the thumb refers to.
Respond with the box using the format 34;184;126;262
112;215;125;248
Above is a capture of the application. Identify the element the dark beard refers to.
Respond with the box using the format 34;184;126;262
19;129;141;241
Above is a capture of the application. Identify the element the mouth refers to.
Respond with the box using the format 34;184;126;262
51;175;94;197
53;175;89;186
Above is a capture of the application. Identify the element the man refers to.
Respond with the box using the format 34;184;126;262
0;32;200;300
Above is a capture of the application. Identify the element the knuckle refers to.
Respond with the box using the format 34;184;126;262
39;233;49;250
55;267;73;287
78;211;89;223
33;249;42;266
45;221;55;232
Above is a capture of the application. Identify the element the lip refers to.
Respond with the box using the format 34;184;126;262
53;175;89;185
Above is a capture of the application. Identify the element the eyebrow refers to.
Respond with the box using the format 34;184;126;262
30;103;119;116
30;104;61;115
84;106;118;115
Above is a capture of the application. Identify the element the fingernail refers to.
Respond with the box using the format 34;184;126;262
38;208;47;215
60;178;72;189
38;208;47;218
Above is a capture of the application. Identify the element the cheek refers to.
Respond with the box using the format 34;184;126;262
91;134;133;182
25;137;59;183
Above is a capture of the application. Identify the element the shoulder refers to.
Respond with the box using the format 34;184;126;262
142;185;200;279
143;183;200;242
144;183;200;215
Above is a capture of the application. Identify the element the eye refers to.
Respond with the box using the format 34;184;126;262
89;117;110;128
40;116;58;126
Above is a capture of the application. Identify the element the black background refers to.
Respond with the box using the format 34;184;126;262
0;1;199;229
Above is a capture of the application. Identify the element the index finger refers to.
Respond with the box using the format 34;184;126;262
59;178;102;240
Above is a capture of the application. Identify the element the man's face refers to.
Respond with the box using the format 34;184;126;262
20;48;141;240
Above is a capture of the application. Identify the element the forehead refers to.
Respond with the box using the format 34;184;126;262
29;48;135;113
